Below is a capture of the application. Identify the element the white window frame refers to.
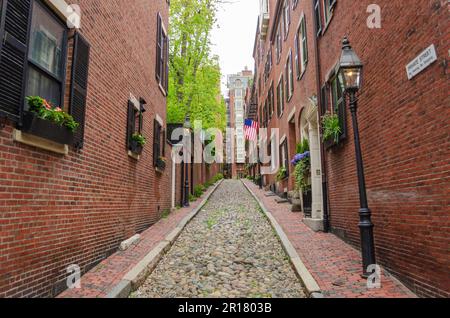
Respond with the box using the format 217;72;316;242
286;50;293;101
298;14;308;77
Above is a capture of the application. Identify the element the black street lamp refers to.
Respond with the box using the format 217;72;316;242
183;115;191;207
338;37;376;278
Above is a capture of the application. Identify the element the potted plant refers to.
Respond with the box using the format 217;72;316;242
130;133;146;154
321;112;342;149
156;156;167;171
276;166;287;182
289;190;302;212
22;96;79;145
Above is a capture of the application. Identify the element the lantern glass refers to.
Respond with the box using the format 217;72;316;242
340;67;362;92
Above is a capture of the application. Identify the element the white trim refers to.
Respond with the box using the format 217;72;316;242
155;114;164;127
129;93;140;111
44;0;81;27
280;134;287;144
287;107;296;123
13;130;69;155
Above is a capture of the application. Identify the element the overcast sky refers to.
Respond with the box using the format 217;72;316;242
210;0;259;95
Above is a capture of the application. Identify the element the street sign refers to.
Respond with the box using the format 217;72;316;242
406;44;438;80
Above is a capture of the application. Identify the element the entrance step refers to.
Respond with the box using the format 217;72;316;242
275;197;289;204
264;192;276;197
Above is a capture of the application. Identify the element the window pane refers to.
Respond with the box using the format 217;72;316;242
29;1;65;78
27;67;62;107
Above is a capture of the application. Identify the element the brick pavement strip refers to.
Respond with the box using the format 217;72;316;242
242;180;416;298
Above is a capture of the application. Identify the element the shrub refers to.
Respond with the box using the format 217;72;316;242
194;184;205;198
214;173;224;182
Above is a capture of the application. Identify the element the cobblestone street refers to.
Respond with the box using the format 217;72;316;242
132;180;306;298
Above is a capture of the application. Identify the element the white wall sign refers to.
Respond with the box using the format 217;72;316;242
406;44;438;80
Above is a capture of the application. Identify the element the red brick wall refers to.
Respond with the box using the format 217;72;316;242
0;0;171;297
317;0;449;297
254;0;449;297
256;0;318;191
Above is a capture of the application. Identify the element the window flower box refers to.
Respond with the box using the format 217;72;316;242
129;139;143;155
21;111;74;145
156;156;167;172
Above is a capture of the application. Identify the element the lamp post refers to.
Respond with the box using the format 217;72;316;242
183;115;191;207
338;37;376;278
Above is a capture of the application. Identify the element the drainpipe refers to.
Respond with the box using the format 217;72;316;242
312;0;330;233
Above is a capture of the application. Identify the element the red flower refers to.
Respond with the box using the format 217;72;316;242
43;99;52;110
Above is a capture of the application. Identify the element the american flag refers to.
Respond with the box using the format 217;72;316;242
245;119;259;141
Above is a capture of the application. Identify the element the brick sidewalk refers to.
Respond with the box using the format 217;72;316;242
242;180;416;298
59;185;218;298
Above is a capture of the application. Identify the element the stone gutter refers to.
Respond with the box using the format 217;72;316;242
242;180;324;298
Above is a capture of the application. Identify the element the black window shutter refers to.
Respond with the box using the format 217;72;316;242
164;36;169;91
162;129;166;157
126;101;135;150
284;141;289;177
337;99;347;141
155;13;162;83
320;84;328;115
0;0;32;123
70;32;91;149
153;119;161;167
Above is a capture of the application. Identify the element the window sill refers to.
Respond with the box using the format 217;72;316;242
321;12;334;36
155;167;165;174
158;83;167;97
128;151;141;160
13;129;69;155
297;69;306;81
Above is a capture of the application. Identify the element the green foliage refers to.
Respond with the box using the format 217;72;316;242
168;0;226;131
213;173;224;182
294;157;311;193
189;194;197;202
161;209;171;219
26;96;79;132
204;180;212;188
194;184;206;198
296;138;310;154
132;133;146;146
276;167;287;181
322;112;342;144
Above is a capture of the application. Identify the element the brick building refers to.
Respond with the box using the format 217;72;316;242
0;0;171;297
252;0;449;297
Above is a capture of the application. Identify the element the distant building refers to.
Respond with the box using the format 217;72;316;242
227;68;253;178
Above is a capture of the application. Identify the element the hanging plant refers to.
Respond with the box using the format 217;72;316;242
322;112;341;144
293;152;311;193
